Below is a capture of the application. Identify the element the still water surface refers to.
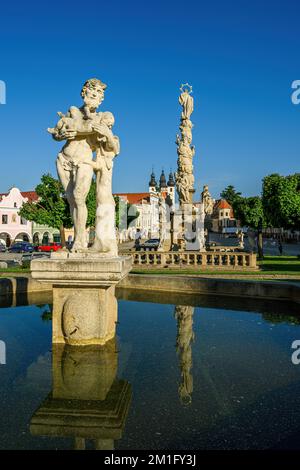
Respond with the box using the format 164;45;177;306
0;289;300;450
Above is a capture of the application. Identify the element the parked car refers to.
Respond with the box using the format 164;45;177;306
37;242;62;252
0;244;6;253
21;252;50;268
8;242;35;253
139;238;160;251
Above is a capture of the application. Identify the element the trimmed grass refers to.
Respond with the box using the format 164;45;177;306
0;267;30;275
258;256;300;272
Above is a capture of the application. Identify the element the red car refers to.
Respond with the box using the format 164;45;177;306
37;242;62;252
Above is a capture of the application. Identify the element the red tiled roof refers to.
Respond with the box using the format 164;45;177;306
213;199;234;218
21;191;39;202
215;199;232;210
114;192;150;204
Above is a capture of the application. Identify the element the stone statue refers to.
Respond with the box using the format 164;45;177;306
85;112;120;256
48;78;120;254
237;229;244;249
175;172;190;204
157;194;166;251
201;185;214;215
179;89;194;120
175;84;195;206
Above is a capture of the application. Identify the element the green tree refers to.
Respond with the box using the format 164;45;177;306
220;185;242;207
235;196;264;229
86;179;97;227
262;173;300;229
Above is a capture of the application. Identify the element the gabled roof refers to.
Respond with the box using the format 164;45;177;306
0;189;38;203
215;199;232;210
213;199;234;218
114;192;151;204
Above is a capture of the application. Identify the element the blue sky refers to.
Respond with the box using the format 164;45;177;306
0;0;299;200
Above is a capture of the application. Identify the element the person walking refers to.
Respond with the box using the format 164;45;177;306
278;239;283;256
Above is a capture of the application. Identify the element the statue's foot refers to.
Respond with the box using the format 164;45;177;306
88;245;118;257
70;241;87;253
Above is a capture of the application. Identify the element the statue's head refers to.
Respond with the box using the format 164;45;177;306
81;78;107;110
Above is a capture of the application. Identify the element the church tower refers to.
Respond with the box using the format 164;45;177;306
167;171;176;206
159;170;168;198
149;170;157;194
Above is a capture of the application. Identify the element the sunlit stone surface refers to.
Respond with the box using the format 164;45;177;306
31;256;132;345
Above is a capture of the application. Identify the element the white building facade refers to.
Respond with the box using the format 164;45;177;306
115;169;176;241
0;188;34;246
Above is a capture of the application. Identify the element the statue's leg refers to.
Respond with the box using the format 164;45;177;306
72;164;93;250
92;169;118;256
56;154;70;191
56;156;76;243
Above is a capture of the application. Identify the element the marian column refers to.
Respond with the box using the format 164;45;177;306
175;83;195;206
175;84;205;251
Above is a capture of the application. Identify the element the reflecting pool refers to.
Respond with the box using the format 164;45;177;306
0;289;300;450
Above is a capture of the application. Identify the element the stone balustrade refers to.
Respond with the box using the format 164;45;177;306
207;245;240;252
124;251;257;270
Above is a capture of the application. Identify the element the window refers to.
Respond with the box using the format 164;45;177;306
14;202;17;208
2;215;8;224
20;217;27;225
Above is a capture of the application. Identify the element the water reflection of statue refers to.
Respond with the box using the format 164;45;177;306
201;185;214;215
30;340;131;450
174;305;195;405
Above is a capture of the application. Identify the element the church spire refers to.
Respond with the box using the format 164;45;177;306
167;171;175;187
159;169;167;188
149;168;157;187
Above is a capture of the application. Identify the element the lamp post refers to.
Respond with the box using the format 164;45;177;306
257;217;264;260
165;194;174;250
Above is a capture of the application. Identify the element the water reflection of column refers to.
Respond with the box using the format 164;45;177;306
174;305;195;405
30;339;132;450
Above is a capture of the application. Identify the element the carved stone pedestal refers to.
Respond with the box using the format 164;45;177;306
31;254;132;346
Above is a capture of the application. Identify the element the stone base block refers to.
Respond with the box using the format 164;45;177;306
31;255;132;346
31;255;132;286
52;285;118;345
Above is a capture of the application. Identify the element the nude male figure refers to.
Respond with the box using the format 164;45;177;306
48;78;107;251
